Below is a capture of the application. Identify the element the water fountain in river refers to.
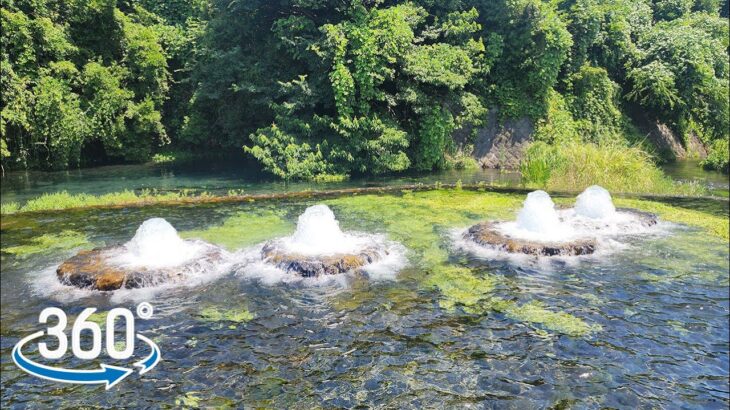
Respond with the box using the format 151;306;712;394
463;186;658;256
57;218;224;290
257;204;400;278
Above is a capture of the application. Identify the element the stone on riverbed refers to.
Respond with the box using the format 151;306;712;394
616;208;658;227
464;222;597;256
56;245;224;290
261;243;384;277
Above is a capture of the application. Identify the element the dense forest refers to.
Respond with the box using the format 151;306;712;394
1;0;728;178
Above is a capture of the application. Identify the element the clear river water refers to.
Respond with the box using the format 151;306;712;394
0;162;728;408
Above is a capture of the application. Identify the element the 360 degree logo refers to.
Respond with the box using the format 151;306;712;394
12;303;160;389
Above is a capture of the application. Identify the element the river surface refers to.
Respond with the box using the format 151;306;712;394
1;185;728;408
660;160;729;197
1;161;729;408
0;159;521;205
1;158;726;208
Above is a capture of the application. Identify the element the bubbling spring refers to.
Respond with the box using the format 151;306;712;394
460;186;660;257
54;218;226;292
278;205;372;256
110;218;209;268
501;185;657;243
574;185;616;219
239;204;407;282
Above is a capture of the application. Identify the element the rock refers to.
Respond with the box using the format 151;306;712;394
464;209;658;256
261;243;383;277
464;222;597;256
617;208;659;227
56;245;223;290
685;132;708;159
471;108;534;169
636;116;707;160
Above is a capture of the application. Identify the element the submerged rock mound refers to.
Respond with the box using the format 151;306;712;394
56;218;224;290
465;222;597;256
462;187;659;257
255;204;398;278
261;243;384;277
57;245;223;290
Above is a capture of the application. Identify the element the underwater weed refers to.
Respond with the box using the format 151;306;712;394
2;230;89;257
198;306;255;326
181;210;293;250
614;198;729;240
328;190;600;336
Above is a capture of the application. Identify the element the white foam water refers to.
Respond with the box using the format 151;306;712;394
235;239;408;285
236;204;407;284
31;259;232;303
456;186;667;260
109;218;208;268
496;187;659;243
35;218;232;301
277;205;372;256
451;226;635;265
575;185;616;219
502;190;574;242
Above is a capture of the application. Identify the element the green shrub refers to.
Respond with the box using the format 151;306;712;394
532;90;580;145
702;138;729;172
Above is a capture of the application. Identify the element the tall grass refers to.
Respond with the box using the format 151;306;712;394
1;189;213;215
520;141;706;195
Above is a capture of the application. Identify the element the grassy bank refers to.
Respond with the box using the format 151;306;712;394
520;142;706;196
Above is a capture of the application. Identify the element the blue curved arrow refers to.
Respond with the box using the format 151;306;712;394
12;331;133;389
133;334;161;374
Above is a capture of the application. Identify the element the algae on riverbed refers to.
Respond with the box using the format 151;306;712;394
328;190;600;337
498;300;602;337
198;306;255;325
181;209;293;250
1;188;723;338
1;230;89;257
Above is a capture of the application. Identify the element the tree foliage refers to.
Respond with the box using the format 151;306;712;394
1;0;728;174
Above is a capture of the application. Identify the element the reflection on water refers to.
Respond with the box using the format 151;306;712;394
661;160;729;197
1;194;728;408
2;158;726;208
0;159;521;205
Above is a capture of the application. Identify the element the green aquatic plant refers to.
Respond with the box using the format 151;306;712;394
520;142;706;196
1;230;88;257
0;201;19;214
181;210;294;251
84;311;109;326
150;153;176;164
499;300;602;337
175;392;202;408
1;189;218;214
328;190;600;337
425;265;498;312
198;306;255;325
150;150;196;164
